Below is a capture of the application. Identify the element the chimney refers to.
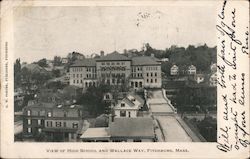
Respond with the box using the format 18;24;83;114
151;53;154;57
128;52;132;58
100;51;104;57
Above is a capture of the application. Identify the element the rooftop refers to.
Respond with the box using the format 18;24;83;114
97;52;131;61
80;128;110;139
131;56;160;66
110;117;154;138
21;63;48;73
71;59;96;67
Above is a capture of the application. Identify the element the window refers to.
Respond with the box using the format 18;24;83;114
27;110;31;116
80;74;82;78
38;119;41;125
135;82;138;88
155;73;157;77
120;110;126;117
73;80;75;84
77;80;79;83
147;79;149;83
56;122;62;127
147;73;149;77
73;74;75;78
72;123;78;128
102;62;105;65
151;79;153;83
46;121;52;127
131;82;134;87
28;119;31;125
121;103;125;107
151;73;153;77
106;94;110;99
27;127;31;133
76;74;79;78
112;78;115;84
116;62;120;65
139;82;143;87
107;79;110;85
128;112;131;118
155;79;157;83
47;112;52;117
106;62;110;65
63;122;67;127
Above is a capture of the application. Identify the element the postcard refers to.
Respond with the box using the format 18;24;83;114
0;0;249;158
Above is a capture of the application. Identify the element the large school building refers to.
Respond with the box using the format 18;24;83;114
69;52;162;90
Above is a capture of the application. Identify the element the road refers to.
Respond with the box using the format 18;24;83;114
156;116;192;142
147;89;196;142
147;90;174;114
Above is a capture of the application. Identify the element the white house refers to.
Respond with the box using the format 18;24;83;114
61;58;68;64
210;72;217;86
170;65;179;75
195;74;205;84
114;93;144;118
210;63;217;73
187;65;196;75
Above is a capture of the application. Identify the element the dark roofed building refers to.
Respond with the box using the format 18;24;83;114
109;117;155;142
96;52;131;61
71;59;96;67
22;102;85;142
131;56;160;66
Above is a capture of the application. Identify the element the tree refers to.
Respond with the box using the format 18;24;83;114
14;58;22;88
36;58;48;67
77;84;113;116
52;69;61;77
53;56;62;66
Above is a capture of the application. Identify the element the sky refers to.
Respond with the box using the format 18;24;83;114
14;5;217;63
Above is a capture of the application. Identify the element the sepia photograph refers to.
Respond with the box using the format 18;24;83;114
13;5;217;143
1;0;249;158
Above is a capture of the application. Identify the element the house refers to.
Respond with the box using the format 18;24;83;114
21;63;49;74
80;117;155;142
61;58;68;64
22;103;84;142
14;91;24;109
160;58;169;62
195;74;205;84
43;104;84;142
67;52;85;60
210;72;217;86
113;93;144;118
80;127;110;142
109;117;155;142
187;65;196;75
170;65;179;75
210;63;217;73
37;89;62;104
